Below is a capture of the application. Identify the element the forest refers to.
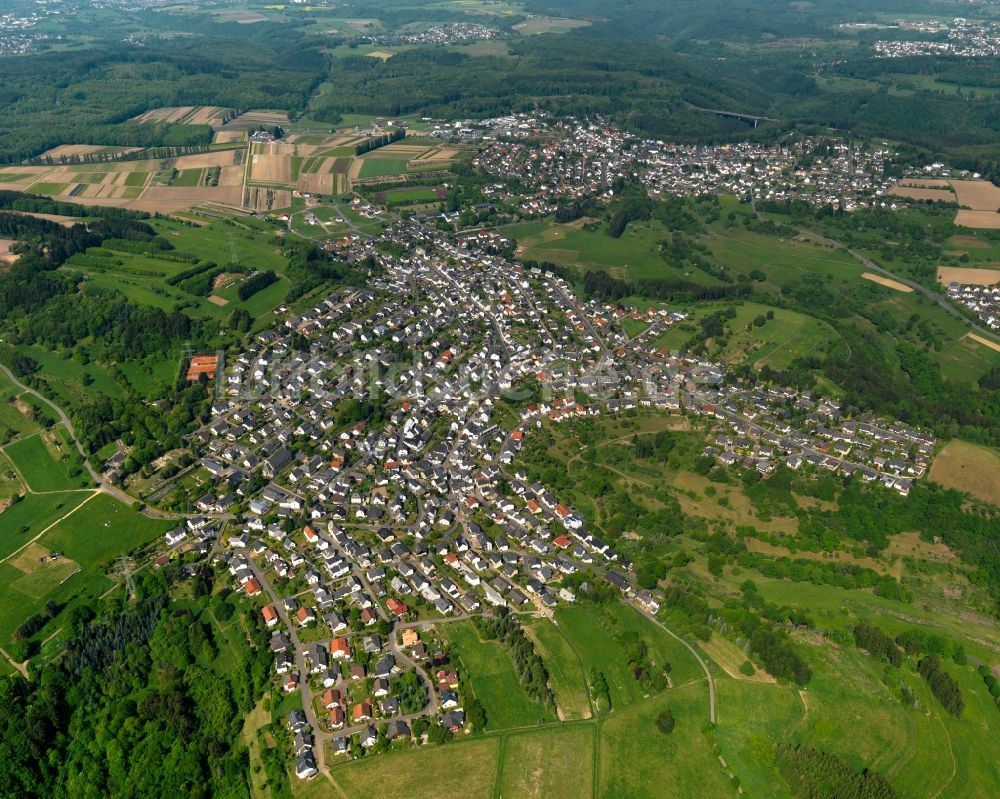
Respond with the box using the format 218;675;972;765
0;567;272;799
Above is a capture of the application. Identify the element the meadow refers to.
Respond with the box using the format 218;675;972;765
929;440;1000;505
4;430;92;492
442;620;555;729
0;493;171;646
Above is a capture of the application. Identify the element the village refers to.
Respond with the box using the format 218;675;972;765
157;210;935;778
470;113;900;214
873;17;1000;58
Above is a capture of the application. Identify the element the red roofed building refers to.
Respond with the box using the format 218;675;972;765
386;598;407;617
262;604;279;627
243;578;262;597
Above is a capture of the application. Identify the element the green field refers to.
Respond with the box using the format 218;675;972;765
171;168;203;187
0;490;91;559
506;219;688;282
554;603;706;710
4;430;92;491
124;170;149;187
654;300;840;371
526;618;593;719
600;682;733;798
499;726;595;799
358;157;409;178
0;493;169;645
0;493;173;643
28;182;70;195
382;187;440;205
326;737;499;799
443;620;555;729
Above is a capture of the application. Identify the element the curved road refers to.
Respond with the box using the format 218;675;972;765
633;604;717;724
0;363;214;521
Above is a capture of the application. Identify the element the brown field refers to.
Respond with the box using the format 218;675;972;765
937;266;1000;285
890;186;955;202
887;531;956;564
965;332;1000;354
242;186;292;212
213;130;244;144
207;295;229;306
217;166;244;187
38;144;142;160
347;158;365;182
895;178;952;188
956;210;1000;229
0;238;19;264
366;50;394;60
173;150;238;169
412;146;459;163
862;272;912;292
950;235;991;249
929;439;1000;505
8;212;80;226
297;172;334;195
250;154;292;184
217;110;289;131
950;179;1000;210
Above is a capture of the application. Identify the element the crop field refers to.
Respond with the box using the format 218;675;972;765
357;157;409;178
929;439;1000;505
442;620;555;729
861;271;912;291
132;106;230;125
936;265;1000;285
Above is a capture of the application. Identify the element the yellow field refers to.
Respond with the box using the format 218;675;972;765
862;272;912;292
250;153;292;184
890;182;954;202
937;266;1000;285
956;210;1000;229
965;332;1000;354
929;439;1000;505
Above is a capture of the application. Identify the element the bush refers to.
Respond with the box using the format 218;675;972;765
739;660;756;677
655;708;675;735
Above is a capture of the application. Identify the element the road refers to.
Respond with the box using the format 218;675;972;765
633;603;717;724
747;191;1000;346
802;230;1000;345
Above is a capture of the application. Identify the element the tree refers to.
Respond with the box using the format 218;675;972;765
465;697;486;732
655;708;675;736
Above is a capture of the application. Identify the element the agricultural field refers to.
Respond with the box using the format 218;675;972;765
499;726;595;799
131;106;231;126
